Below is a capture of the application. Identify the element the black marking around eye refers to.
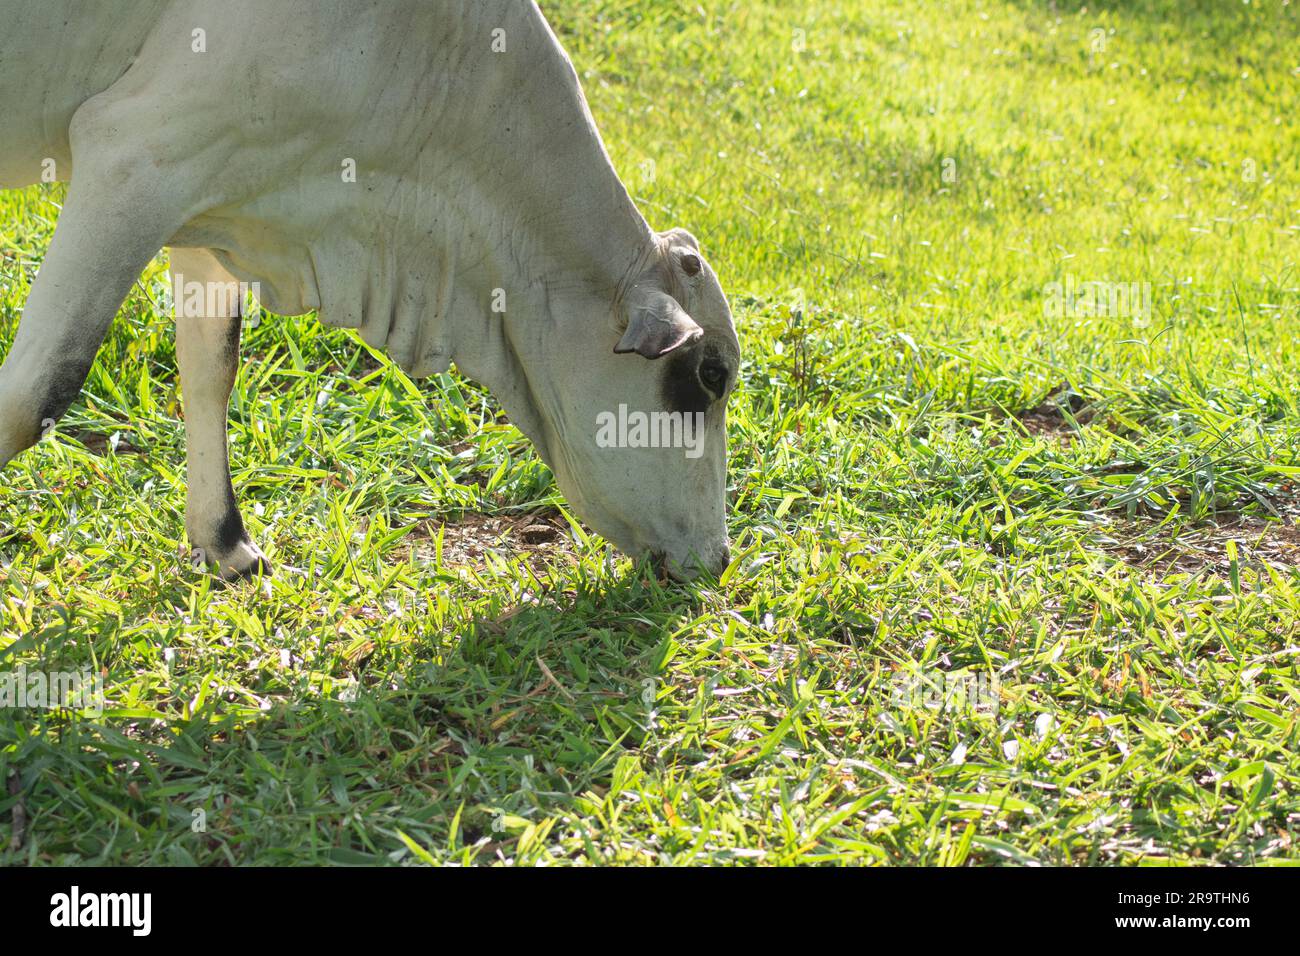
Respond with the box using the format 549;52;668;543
660;346;714;415
699;360;728;395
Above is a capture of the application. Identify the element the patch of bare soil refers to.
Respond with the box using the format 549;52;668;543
1013;384;1092;446
408;510;577;573
1098;505;1300;578
72;430;143;456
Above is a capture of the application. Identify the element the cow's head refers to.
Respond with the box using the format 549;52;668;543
517;228;739;580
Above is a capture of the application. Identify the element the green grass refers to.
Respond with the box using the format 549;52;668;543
2;0;1299;865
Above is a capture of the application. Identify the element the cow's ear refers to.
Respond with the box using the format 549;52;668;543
615;290;703;360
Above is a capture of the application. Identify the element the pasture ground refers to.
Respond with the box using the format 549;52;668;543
2;0;1299;864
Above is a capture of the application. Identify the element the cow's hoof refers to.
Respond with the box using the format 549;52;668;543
0;385;45;469
0;423;35;471
217;540;272;581
189;540;271;581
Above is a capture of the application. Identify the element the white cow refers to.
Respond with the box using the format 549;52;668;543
0;0;739;579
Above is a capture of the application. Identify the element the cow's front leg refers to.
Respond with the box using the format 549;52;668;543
169;247;269;580
0;102;191;469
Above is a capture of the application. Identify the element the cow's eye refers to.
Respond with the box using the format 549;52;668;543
698;359;728;397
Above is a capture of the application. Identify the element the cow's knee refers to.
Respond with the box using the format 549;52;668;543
0;350;92;453
0;260;112;470
0;379;41;467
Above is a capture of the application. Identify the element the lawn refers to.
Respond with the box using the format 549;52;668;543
1;0;1298;865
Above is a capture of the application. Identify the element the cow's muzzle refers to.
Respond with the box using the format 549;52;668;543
658;542;731;582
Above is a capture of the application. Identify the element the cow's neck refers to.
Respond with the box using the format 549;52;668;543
410;8;657;463
457;10;656;303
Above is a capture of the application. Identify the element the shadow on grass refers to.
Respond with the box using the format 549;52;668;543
0;567;703;864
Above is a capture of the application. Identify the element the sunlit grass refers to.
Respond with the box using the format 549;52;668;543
1;0;1298;864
